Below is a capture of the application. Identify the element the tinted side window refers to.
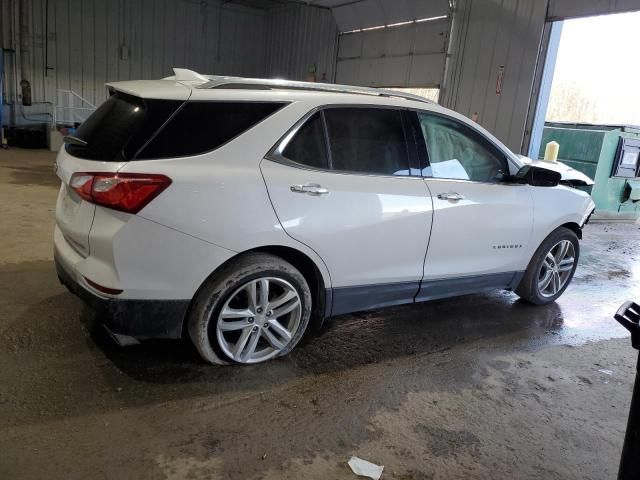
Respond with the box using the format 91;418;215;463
282;112;328;169
417;113;508;182
138;102;286;159
66;93;181;162
324;108;410;176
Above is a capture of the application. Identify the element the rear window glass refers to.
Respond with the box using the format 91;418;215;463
66;92;181;162
324;107;410;176
66;95;286;161
282;112;328;169
137;102;286;159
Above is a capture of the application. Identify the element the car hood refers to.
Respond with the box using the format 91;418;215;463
517;155;595;186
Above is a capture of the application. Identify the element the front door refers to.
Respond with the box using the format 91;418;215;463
261;107;433;315
409;111;533;299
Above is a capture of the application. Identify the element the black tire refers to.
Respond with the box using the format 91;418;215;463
187;253;312;365
515;227;580;305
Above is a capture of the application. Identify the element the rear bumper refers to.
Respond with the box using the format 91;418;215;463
55;253;188;340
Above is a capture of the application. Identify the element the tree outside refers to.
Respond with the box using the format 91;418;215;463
546;11;640;127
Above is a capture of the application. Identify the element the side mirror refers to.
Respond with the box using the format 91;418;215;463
514;165;561;187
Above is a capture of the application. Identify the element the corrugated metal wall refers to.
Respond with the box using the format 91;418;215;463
0;1;14;48
442;0;548;153
1;0;267;121
6;0;640;138
265;3;337;82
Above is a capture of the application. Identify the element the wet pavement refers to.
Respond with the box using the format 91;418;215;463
1;149;639;479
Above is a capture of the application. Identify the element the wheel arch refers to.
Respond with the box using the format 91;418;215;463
560;221;582;240
182;245;331;339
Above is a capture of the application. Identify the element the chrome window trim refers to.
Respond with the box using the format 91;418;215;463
425;177;528;187
262;157;428;181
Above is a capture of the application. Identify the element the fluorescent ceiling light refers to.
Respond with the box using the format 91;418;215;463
341;15;449;35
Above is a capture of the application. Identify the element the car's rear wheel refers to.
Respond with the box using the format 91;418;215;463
188;253;312;365
515;227;579;305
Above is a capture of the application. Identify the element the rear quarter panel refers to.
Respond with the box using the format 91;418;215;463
118;101;333;289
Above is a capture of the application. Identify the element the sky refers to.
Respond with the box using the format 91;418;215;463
546;10;640;125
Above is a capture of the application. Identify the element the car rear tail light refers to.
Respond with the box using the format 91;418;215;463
69;172;171;214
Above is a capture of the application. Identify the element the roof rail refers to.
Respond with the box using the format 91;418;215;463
163;69;434;104
200;76;434;104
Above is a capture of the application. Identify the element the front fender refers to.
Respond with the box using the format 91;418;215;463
526;185;595;260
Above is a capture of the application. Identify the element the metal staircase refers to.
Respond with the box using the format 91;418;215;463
54;90;96;126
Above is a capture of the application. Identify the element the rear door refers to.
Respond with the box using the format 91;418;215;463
55;90;185;256
261;106;433;315
408;111;533;298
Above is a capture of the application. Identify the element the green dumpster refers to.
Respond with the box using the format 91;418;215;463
539;122;640;218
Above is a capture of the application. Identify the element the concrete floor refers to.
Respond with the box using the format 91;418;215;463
1;148;639;480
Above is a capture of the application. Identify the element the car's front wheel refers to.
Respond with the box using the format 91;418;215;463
188;253;312;365
515;226;580;305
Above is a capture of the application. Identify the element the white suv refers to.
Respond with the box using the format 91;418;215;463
54;69;595;364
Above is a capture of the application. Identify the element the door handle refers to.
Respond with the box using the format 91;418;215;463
437;192;464;201
290;183;329;196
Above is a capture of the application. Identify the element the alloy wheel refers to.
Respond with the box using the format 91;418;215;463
214;277;302;363
537;239;575;298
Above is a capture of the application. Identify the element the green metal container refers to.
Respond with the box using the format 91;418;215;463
539;122;640;217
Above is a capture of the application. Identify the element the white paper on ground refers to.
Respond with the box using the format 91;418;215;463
347;456;384;480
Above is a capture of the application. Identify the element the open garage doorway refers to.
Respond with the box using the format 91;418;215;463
389;87;440;102
528;10;640;217
545;14;640;127
529;11;640;157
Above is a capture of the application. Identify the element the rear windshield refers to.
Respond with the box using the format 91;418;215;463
66;93;286;161
66;92;181;162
